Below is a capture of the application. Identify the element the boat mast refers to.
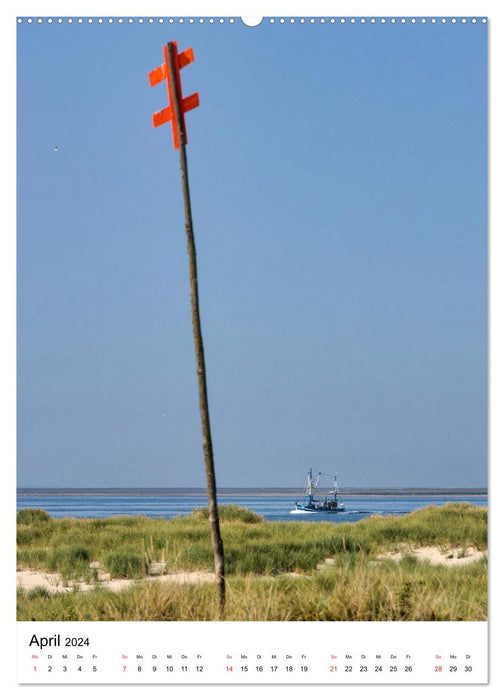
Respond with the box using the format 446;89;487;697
307;468;314;504
332;474;340;503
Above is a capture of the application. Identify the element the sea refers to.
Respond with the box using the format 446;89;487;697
16;489;487;524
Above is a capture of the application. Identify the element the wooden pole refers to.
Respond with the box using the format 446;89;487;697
165;41;226;615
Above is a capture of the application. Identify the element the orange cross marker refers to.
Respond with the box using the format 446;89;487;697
149;41;199;149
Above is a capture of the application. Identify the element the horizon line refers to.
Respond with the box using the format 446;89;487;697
17;485;488;492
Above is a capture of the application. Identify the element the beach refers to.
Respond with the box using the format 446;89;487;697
16;502;487;621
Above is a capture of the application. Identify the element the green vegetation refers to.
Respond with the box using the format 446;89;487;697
190;503;264;524
16;508;50;526
104;550;144;579
16;502;487;621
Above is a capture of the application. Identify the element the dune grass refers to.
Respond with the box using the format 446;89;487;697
16;502;487;621
17;555;487;622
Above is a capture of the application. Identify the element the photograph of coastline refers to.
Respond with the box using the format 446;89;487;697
17;16;487;623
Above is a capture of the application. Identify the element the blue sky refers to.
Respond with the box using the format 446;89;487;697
16;17;487;488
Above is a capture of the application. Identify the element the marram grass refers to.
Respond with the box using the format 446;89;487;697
17;502;487;621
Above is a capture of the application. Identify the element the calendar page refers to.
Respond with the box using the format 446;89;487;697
13;1;491;693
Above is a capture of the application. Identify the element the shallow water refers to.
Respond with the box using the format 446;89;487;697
16;492;487;524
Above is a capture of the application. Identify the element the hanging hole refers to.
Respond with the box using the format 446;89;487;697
241;17;263;27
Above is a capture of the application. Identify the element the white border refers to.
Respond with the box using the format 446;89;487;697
3;2;500;698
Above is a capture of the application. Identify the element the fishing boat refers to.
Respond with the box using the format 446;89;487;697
295;469;345;513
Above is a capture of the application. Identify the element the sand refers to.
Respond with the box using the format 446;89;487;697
17;546;486;595
376;545;486;567
16;566;215;594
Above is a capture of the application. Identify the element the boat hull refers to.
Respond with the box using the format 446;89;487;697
295;503;345;513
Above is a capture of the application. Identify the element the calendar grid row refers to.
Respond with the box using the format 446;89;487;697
25;650;479;681
17;621;487;684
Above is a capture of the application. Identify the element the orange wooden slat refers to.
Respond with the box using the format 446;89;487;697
164;43;181;149
178;47;194;69
182;92;200;113
152;106;171;128
149;63;166;87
